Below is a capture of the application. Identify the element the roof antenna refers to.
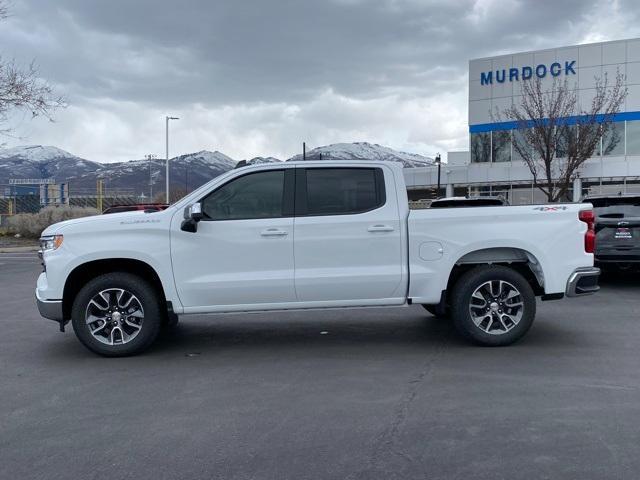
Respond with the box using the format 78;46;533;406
303;142;306;161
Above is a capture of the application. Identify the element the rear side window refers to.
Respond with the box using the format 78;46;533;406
201;170;285;220
300;168;385;216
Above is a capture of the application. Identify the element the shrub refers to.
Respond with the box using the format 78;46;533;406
6;206;99;238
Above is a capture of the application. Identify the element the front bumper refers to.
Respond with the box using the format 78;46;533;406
565;267;601;297
35;290;63;322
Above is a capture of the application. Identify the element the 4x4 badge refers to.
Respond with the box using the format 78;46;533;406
533;206;568;211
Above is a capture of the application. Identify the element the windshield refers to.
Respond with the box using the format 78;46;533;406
587;196;640;208
587;196;640;218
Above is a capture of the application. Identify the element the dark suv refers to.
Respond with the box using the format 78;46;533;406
584;194;640;269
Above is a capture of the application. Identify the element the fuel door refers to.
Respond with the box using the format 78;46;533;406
419;241;444;261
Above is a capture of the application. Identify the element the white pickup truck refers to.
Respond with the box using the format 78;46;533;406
36;161;600;356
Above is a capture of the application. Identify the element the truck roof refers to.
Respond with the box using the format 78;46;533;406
583;193;640;200
238;159;405;169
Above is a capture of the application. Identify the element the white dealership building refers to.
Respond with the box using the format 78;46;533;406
404;38;640;204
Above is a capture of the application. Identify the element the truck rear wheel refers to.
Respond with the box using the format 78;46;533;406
450;265;535;346
71;272;163;357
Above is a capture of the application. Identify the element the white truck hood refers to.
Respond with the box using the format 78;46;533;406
41;210;170;236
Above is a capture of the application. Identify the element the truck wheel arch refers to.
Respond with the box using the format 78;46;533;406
62;258;167;320
447;247;545;296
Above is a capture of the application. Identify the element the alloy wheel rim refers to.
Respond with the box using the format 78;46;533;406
85;288;144;345
468;280;524;335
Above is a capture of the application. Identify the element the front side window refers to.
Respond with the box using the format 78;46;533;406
304;168;383;215
201;170;285;220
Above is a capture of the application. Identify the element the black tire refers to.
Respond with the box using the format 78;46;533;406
422;304;448;318
450;265;536;346
71;272;164;357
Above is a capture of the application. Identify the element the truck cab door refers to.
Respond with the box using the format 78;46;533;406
293;166;405;304
170;168;296;311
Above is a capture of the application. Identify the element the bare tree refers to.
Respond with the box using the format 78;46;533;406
0;1;65;136
494;72;627;202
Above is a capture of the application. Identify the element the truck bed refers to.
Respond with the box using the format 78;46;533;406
406;204;593;303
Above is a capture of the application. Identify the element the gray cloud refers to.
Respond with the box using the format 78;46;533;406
1;0;639;162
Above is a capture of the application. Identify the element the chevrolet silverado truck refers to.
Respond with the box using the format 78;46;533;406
36;161;600;356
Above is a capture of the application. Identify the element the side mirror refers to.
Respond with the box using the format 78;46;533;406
181;202;203;232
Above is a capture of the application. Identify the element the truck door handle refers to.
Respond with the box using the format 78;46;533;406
260;228;288;237
367;224;395;232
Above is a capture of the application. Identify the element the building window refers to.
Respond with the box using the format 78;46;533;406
492;131;511;162
626;120;640;155
470;132;491;163
512;128;532;162
603;122;625;156
556;125;577;158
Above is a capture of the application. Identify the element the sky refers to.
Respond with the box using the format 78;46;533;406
1;0;639;163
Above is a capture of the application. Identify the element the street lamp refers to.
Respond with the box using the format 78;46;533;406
165;116;179;203
435;153;442;198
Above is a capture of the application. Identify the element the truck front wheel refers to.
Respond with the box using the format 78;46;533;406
71;272;163;357
450;265;536;346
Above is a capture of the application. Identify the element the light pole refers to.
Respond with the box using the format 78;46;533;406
435;153;442;198
165;116;179;203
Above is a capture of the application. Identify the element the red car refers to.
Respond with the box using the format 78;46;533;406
102;203;169;214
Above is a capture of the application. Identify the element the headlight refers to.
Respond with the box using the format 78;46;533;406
39;234;64;253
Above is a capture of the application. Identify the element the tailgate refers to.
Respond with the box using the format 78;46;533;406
594;203;640;259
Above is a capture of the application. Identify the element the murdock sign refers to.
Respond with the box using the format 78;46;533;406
480;60;576;85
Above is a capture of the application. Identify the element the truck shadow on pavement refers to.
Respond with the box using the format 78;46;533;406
142;307;581;357
39;304;591;360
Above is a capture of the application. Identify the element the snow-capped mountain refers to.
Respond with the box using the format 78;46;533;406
0;142;433;196
0;145;80;162
0;146;239;193
0;145;101;182
172;150;236;170
73;150;238;191
287;142;433;167
245;156;282;165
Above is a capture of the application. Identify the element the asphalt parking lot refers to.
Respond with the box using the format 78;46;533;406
1;253;639;480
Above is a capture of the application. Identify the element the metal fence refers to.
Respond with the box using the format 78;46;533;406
0;191;141;217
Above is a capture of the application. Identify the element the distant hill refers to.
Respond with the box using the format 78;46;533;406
0;145;101;184
0;142;433;196
288;142;433;167
0;146;238;195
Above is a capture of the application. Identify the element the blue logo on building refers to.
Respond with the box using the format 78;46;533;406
481;61;576;85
